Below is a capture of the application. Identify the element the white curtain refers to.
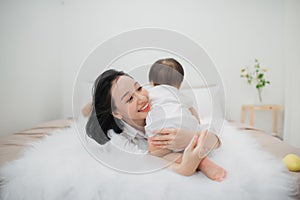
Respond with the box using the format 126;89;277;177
283;0;300;148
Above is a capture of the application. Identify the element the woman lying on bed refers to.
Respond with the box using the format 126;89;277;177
86;69;226;180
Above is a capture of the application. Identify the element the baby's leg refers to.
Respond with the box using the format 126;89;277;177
164;152;226;180
198;157;227;182
196;130;226;181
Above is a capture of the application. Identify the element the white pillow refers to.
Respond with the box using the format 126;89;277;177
181;85;220;122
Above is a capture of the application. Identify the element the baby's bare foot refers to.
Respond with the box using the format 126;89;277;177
198;157;227;182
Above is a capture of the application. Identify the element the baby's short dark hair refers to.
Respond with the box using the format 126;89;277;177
149;58;184;87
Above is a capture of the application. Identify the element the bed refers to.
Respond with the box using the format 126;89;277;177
0;115;299;199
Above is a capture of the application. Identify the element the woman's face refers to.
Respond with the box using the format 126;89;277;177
111;75;151;128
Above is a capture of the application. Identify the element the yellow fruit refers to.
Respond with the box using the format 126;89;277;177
283;154;300;172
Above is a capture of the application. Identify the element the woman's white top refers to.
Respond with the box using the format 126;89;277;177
107;121;148;154
88;121;168;173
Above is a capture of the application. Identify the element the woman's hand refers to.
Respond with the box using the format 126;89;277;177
149;128;195;151
172;130;208;176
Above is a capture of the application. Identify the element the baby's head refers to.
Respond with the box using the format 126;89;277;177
149;58;184;89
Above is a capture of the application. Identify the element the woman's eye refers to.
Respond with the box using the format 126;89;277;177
127;96;133;103
137;86;142;91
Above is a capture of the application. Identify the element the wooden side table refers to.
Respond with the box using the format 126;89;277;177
240;104;284;136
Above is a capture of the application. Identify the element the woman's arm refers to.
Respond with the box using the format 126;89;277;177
149;128;220;153
148;139;172;157
149;129;214;176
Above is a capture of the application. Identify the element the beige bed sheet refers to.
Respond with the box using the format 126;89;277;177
0;119;299;198
232;121;300;199
0;118;74;168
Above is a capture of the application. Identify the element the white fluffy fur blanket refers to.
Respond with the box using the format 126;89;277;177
0;119;298;200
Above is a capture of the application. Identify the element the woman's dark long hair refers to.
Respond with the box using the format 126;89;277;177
86;69;128;145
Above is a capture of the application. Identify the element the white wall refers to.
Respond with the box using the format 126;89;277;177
61;0;285;134
0;0;62;135
2;0;298;146
283;0;300;148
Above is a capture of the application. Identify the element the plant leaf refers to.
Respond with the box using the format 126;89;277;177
258;73;264;79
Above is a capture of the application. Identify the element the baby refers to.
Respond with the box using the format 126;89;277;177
146;58;226;181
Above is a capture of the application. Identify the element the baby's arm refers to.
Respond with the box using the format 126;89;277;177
189;106;201;124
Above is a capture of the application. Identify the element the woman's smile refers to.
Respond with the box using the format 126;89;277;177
138;103;151;112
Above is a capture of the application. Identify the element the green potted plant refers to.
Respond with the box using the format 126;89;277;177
240;59;270;103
